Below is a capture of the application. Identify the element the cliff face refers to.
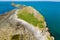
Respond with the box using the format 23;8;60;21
0;10;37;40
0;5;54;40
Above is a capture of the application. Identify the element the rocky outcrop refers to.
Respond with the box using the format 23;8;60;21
0;4;54;40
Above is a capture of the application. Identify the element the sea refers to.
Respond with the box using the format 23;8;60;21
0;1;60;40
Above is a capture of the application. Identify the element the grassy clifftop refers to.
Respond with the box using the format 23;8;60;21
17;6;45;28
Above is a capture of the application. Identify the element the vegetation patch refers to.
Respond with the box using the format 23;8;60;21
11;35;20;40
17;9;44;28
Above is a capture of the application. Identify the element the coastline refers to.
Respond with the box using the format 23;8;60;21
0;6;54;40
14;9;54;40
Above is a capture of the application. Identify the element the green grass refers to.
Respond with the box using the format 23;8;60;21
11;35;20;40
17;10;44;28
47;36;51;40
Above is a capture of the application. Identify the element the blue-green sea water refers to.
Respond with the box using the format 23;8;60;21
0;2;60;40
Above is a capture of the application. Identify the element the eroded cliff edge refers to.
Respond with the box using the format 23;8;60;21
0;4;54;40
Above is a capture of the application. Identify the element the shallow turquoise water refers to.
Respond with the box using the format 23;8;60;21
0;2;60;40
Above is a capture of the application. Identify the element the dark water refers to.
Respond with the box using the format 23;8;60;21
0;2;60;40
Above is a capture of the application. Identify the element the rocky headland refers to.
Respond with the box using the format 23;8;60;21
0;4;54;40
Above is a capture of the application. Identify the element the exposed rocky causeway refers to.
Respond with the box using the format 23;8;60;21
0;4;54;40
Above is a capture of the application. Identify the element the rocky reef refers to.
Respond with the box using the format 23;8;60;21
0;4;54;40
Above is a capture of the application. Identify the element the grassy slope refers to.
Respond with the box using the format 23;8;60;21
17;6;45;28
